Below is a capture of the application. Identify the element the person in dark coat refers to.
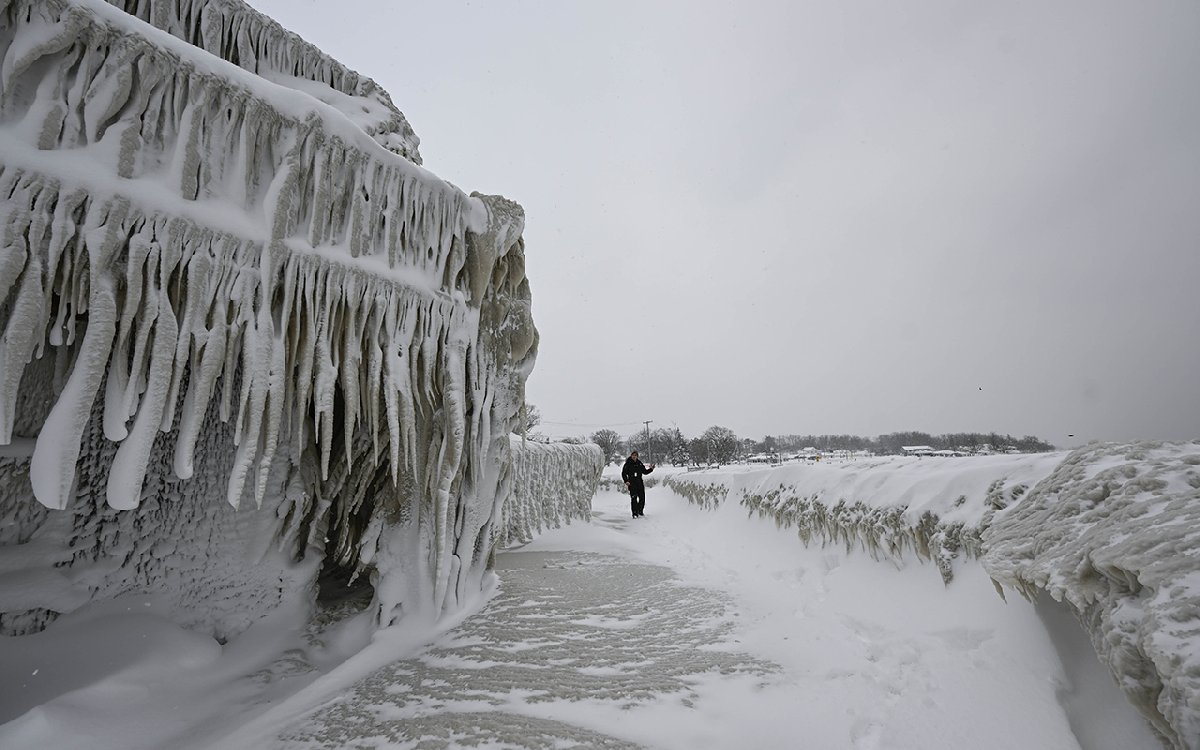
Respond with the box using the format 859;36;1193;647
621;450;655;518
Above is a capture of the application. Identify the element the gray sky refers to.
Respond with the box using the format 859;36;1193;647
250;0;1199;447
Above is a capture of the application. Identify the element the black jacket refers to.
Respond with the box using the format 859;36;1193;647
621;457;654;491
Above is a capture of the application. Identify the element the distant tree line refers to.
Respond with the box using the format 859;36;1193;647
770;431;1056;455
520;401;1056;464
579;426;1056;466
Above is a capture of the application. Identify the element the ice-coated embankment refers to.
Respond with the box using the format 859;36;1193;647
665;451;1061;582
504;437;603;547
664;441;1200;749
0;0;575;640
985;441;1200;750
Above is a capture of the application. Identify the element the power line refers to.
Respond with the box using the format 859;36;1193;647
538;419;648;429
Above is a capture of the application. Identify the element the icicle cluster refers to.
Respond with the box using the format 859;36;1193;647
0;0;494;511
0;0;544;631
104;0;423;162
983;441;1200;750
502;437;603;547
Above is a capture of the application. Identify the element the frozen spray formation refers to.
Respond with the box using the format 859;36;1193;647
666;441;1200;748
503;436;603;547
0;0;597;638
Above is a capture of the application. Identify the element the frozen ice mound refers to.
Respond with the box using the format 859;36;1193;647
0;0;594;641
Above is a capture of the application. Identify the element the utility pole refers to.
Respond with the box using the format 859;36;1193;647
643;420;653;464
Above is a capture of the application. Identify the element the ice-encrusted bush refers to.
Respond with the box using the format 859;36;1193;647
597;474;661;494
501;438;603;547
659;476;725;510
665;475;982;583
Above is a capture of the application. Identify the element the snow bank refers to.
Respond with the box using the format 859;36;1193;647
503;438;603;546
664;443;1200;748
665;452;1062;582
0;0;546;637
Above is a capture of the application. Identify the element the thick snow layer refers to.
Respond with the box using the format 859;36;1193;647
0;0;548;638
665;443;1200;748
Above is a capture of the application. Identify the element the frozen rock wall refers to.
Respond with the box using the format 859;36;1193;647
502;437;602;547
0;0;538;636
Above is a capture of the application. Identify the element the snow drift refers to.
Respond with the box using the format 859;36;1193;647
0;0;597;641
664;442;1200;748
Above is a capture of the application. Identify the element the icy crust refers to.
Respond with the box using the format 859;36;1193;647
0;0;540;632
983;441;1200;749
103;0;422;162
0;361;322;639
502;438;603;547
664;453;1061;583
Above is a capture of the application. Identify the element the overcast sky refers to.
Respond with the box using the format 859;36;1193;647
250;0;1199;447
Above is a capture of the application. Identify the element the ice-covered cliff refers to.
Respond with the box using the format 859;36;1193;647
0;0;566;639
664;441;1200;749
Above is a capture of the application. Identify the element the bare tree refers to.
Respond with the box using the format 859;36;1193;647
701;425;739;465
650;426;688;465
513;403;542;436
589;429;625;464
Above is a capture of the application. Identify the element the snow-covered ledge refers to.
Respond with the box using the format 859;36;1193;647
0;0;541;638
663;441;1200;749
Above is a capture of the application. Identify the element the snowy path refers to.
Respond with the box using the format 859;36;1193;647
277;547;771;749
264;484;1160;750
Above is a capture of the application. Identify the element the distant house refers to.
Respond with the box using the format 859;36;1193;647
901;445;934;456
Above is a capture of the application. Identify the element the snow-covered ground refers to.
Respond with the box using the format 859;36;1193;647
523;481;1160;749
1;465;1162;749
